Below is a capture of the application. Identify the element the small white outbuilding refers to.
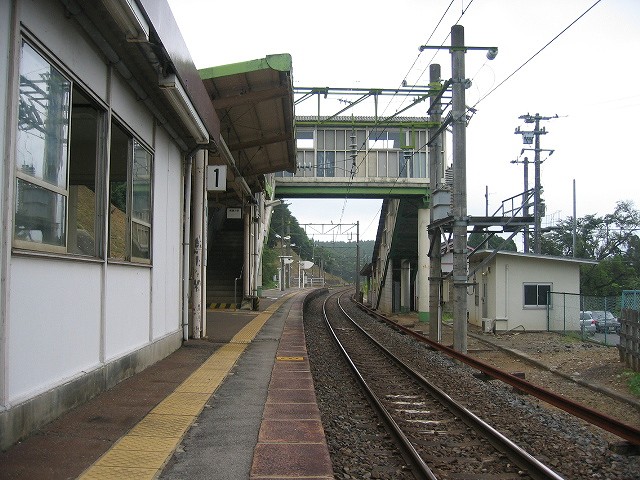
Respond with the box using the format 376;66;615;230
468;250;597;332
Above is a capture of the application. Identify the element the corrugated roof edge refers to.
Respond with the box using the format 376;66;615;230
198;53;293;80
471;250;599;265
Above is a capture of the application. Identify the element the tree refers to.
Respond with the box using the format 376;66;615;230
468;232;517;252
540;200;640;295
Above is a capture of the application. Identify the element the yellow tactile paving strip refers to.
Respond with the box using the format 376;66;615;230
78;292;297;480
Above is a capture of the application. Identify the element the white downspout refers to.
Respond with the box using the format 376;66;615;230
243;203;251;301
182;156;193;341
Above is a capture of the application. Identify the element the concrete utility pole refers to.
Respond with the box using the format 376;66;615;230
515;113;557;253
510;156;530;252
451;25;468;354
421;25;497;354
356;221;360;300
428;63;442;343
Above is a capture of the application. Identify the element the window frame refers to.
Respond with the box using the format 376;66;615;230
13;36;153;264
108;118;154;264
523;282;552;309
13;38;109;257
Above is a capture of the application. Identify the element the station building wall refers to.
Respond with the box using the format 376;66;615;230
1;0;184;447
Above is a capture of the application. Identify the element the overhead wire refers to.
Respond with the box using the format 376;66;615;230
471;0;603;109
336;0;469;230
344;0;478;234
329;0;603;243
325;0;479;237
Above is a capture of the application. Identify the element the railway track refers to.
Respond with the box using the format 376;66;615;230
322;289;564;480
350;296;640;448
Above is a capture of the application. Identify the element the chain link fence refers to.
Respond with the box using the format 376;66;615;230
620;290;640;372
547;292;621;345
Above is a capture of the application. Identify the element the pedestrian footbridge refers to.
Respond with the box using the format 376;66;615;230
275;116;434;198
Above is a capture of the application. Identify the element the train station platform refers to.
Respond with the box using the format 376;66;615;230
0;288;333;480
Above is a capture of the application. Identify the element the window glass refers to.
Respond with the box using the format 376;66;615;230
132;141;152;224
109;122;129;260
377;151;387;177
68;89;101;255
108;122;153;262
524;283;552;307
14;178;66;245
336;151;346;177
325;130;335;150
537;284;551;306
296;130;314;149
524;284;538;306
388;151;399;177
15;41;71;248
16;42;70;189
336;130;346;150
316;151;337;177
131;141;152;260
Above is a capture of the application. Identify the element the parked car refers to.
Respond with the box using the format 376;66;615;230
590;311;621;334
579;311;597;335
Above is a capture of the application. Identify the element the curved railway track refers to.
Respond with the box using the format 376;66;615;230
322;288;564;480
350;295;640;448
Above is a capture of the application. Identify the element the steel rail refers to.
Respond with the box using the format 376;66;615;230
321;291;437;480
353;298;640;446
337;292;564;480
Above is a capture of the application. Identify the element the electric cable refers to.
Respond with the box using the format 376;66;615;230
472;0;603;108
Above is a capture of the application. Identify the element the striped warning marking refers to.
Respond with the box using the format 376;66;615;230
78;292;298;479
209;303;241;309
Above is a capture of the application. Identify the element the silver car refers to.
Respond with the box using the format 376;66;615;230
590;311;620;334
579;311;597;335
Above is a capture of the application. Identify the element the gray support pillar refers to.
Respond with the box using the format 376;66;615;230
400;259;411;314
451;25;468;354
418;206;430;323
428;63;443;343
191;149;206;339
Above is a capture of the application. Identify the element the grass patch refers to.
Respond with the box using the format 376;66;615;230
625;371;640;397
559;332;585;343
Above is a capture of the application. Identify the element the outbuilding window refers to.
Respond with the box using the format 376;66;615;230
523;283;552;308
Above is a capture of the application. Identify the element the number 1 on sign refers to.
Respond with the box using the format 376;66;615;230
207;165;227;191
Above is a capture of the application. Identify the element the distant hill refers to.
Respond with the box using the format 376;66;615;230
263;204;375;286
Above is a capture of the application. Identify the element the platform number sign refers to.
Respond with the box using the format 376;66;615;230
207;165;227;191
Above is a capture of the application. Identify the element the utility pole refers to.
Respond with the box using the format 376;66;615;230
510;156;530;252
356;221;360;301
515;113;557;253
451;25;468;354
428;63;442;343
421;25;497;354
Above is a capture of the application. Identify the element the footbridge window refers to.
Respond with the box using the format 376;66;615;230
280;124;429;179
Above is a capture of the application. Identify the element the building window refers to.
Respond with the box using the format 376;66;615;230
368;129;400;150
15;40;105;256
109;121;153;263
523;283;552;308
316;151;335;177
296;130;314;149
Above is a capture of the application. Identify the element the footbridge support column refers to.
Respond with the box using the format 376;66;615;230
400;260;411;314
418;206;430;323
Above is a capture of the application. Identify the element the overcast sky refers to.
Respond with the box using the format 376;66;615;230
167;0;640;242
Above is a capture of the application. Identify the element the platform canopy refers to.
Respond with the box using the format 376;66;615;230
200;54;296;186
